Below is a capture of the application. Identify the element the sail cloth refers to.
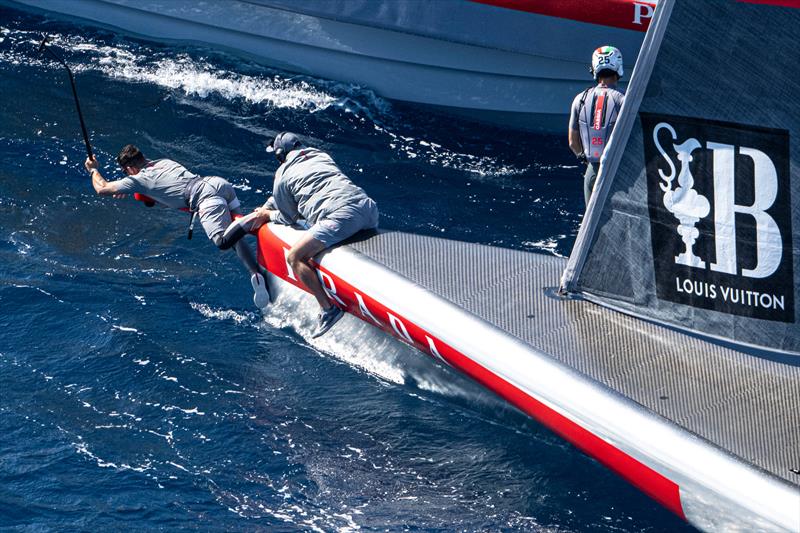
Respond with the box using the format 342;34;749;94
561;0;800;357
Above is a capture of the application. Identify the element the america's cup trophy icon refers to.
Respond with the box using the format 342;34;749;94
653;122;710;268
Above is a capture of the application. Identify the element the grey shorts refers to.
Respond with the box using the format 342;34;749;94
583;162;600;205
308;197;379;248
194;176;242;240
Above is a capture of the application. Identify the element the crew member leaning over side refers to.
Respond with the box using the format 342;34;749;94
569;46;626;205
85;145;270;307
249;132;379;338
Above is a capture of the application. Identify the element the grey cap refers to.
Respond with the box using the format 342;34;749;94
266;131;302;155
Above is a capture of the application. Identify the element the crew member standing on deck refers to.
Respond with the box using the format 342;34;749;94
568;46;625;205
251;132;379;338
84;145;270;308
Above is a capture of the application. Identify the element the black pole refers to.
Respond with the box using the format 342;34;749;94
38;36;94;159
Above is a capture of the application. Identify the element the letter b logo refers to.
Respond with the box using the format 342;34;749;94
642;113;794;322
707;143;782;279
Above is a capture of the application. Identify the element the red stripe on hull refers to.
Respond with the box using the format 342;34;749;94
257;226;685;519
738;0;800;7
470;0;656;32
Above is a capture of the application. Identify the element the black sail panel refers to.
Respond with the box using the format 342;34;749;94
562;0;800;356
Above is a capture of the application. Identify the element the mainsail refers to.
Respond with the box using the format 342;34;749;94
561;0;800;357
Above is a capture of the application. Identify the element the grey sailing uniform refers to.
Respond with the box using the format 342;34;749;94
113;159;241;240
267;148;379;247
569;85;625;204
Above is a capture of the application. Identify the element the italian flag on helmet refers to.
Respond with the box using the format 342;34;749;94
592;45;623;79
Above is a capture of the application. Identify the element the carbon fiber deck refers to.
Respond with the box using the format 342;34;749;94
347;231;800;487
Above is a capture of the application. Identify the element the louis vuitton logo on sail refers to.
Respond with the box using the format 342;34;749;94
641;114;794;322
674;278;785;311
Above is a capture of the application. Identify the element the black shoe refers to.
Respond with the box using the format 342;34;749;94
311;306;344;338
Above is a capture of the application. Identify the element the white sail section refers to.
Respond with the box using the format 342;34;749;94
562;0;800;357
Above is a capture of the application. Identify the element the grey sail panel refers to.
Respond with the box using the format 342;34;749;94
565;0;800;356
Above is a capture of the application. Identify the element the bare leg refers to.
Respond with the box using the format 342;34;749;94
210;232;259;275
233;239;260;275
209;207;265;276
286;233;330;310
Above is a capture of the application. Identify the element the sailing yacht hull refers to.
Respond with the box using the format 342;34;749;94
5;0;651;132
257;223;800;533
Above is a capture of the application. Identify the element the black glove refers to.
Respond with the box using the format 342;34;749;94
576;153;588;164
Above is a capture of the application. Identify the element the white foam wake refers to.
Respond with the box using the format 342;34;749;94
259;283;496;405
0;30;342;112
258;287;410;386
104;55;338;111
190;302;256;324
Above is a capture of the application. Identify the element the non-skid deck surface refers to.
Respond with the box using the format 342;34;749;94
347;232;800;487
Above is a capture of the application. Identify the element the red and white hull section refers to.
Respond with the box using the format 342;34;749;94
257;223;799;533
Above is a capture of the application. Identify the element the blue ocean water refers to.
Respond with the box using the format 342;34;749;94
0;7;693;532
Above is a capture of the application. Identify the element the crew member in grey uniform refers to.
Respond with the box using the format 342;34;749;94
250;132;379;338
569;46;626;205
84;145;270;308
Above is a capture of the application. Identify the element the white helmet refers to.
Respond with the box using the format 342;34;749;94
592;46;623;79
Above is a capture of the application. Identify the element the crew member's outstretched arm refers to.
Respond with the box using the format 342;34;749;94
85;156;125;197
